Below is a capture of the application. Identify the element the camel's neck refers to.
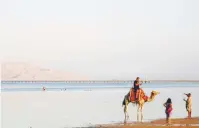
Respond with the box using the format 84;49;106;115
147;93;156;102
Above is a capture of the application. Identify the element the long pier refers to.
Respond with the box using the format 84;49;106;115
1;80;150;84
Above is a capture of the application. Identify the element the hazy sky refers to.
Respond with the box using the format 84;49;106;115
1;0;199;80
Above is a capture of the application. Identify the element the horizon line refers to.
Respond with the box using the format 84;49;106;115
1;80;199;82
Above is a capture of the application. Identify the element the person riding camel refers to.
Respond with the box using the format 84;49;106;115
133;77;142;101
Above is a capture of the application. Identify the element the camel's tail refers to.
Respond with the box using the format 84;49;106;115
122;96;126;106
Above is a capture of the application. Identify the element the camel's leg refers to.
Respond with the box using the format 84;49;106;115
125;110;129;120
137;105;140;122
124;105;129;123
141;105;143;122
188;111;192;118
123;97;129;121
124;113;127;124
124;105;128;117
124;105;127;118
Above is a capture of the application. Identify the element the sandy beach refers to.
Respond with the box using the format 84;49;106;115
97;117;199;128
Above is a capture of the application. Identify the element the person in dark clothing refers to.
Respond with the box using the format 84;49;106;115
163;98;173;125
133;77;142;101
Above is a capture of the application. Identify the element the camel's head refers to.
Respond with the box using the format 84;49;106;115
151;90;160;96
147;90;160;102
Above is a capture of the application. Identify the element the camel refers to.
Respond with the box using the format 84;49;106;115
122;88;160;123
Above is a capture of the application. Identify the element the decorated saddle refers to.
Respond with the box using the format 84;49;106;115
129;88;148;102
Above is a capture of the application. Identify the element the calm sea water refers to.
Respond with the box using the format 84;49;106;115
1;82;199;92
1;82;199;128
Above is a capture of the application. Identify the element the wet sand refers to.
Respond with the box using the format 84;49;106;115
97;117;199;128
152;117;199;124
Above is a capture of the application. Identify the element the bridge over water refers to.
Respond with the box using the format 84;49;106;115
1;80;150;84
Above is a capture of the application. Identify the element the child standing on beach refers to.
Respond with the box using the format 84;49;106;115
163;98;173;125
184;93;192;118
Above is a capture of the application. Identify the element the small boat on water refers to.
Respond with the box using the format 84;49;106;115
42;86;46;91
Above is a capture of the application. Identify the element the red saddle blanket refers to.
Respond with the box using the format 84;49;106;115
129;88;148;102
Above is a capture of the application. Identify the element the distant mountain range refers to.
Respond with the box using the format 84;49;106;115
1;62;88;81
1;62;199;82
